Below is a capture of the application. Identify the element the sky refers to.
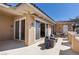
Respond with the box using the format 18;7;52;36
8;3;79;21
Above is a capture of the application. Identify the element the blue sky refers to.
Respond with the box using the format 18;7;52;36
8;3;79;21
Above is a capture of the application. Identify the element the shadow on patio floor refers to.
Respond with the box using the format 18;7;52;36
38;43;45;50
62;41;71;47
0;40;26;52
38;43;53;50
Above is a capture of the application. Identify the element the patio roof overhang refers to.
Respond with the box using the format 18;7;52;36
26;4;56;24
0;5;22;17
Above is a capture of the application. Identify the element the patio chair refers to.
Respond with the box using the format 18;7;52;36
50;33;57;42
50;33;58;48
45;36;51;49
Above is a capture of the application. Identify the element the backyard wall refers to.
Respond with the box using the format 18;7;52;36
68;31;79;53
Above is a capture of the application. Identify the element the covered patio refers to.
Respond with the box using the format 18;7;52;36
0;5;26;52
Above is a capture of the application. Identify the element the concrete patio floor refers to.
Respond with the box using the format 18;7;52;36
0;38;62;55
0;40;25;52
0;38;79;55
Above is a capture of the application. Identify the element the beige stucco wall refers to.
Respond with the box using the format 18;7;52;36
0;15;14;40
55;24;63;33
68;31;79;53
56;23;73;34
15;4;35;14
72;36;79;53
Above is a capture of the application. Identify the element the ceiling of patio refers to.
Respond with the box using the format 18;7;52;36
0;5;22;17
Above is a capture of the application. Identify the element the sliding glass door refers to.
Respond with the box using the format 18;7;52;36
15;19;25;40
36;21;40;40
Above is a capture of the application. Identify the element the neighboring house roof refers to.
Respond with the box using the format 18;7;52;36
10;3;56;24
56;20;74;22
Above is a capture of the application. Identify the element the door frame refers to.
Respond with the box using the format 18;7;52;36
14;17;26;41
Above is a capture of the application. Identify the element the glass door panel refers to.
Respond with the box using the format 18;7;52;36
15;21;19;39
36;21;40;40
21;20;25;40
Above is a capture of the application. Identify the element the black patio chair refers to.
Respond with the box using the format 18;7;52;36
45;36;51;49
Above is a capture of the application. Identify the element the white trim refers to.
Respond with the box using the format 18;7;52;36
19;21;21;40
14;20;15;40
45;23;48;37
45;23;46;37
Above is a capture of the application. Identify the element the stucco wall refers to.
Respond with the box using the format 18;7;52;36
55;23;73;34
55;24;63;33
0;15;14;40
15;4;35;14
68;31;79;53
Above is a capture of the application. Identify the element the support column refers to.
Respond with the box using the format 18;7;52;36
24;12;36;46
48;24;51;36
